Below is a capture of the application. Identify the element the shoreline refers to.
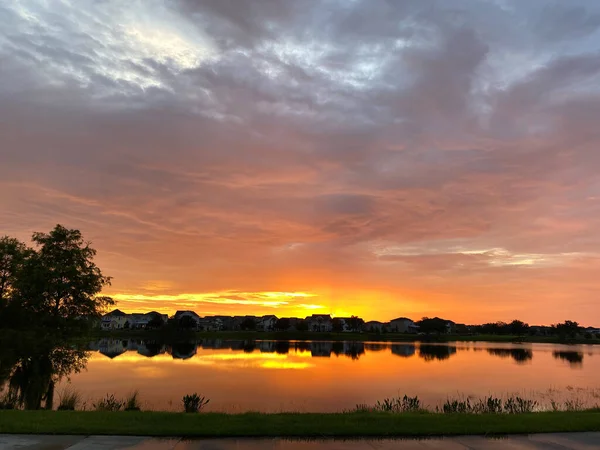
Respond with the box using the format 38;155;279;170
89;330;600;345
1;410;600;437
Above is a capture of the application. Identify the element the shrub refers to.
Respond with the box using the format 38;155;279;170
442;398;472;414
182;393;210;413
57;389;81;411
564;398;584;412
124;391;141;411
352;403;373;413
504;396;537;414
375;395;422;413
93;394;124;412
475;396;503;414
399;395;421;412
375;398;397;412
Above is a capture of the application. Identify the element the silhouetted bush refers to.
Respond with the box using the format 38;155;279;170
124;391;141;411
182;393;210;413
93;394;124;411
57;389;81;411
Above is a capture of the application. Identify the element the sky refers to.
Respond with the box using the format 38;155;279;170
2;0;600;325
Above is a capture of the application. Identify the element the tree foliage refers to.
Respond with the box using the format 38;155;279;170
240;317;256;331
178;315;198;330
295;319;309;332
553;320;580;338
274;317;290;331
0;225;113;333
347;315;364;332
146;314;165;329
0;237;31;312
416;317;449;334
332;318;344;333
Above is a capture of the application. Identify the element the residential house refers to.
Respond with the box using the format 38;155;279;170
529;325;552;336
144;311;168;327
585;326;600;335
258;315;278;331
388;317;418;333
287;317;300;331
212;315;234;331
306;314;333;332
364;320;386;333
336;317;354;332
198;316;223;331
128;313;149;329
232;315;258;330
101;309;129;330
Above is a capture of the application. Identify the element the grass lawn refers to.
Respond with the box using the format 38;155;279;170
1;410;600;437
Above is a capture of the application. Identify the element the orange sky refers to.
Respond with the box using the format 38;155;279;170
2;0;600;326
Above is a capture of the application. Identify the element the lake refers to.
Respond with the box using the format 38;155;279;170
50;339;600;412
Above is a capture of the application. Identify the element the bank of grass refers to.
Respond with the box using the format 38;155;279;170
91;329;600;345
1;410;599;437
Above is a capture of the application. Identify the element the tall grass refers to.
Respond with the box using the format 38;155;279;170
354;394;546;414
57;389;82;411
182;393;210;413
124;391;141;411
93;394;125;412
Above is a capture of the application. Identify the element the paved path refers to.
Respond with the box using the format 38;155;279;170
1;433;599;449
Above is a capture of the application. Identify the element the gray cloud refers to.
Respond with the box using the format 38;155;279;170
2;0;600;322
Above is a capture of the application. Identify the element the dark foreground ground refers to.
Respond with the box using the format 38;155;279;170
2;433;599;449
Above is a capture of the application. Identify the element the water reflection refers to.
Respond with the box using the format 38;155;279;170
418;344;457;361
487;348;533;364
0;341;87;410
553;350;584;367
2;338;598;412
391;344;416;358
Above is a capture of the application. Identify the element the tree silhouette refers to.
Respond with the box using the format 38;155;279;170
0;225;113;334
240;317;256;331
295;320;309;332
332;318;344;333
275;318;290;331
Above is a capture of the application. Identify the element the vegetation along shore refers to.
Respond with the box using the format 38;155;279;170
92;329;600;345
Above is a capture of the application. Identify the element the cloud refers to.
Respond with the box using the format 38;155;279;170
2;0;600;324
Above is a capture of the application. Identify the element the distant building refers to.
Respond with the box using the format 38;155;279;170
101;309;129;330
198;316;223;331
364;320;386;333
258;315;278;332
306;314;333;332
388;317;418;333
336;317;355;332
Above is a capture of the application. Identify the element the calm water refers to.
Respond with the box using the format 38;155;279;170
51;339;600;412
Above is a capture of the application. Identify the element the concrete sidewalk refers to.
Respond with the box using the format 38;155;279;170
1;433;599;449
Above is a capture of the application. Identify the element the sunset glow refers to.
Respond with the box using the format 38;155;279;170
2;0;600;325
